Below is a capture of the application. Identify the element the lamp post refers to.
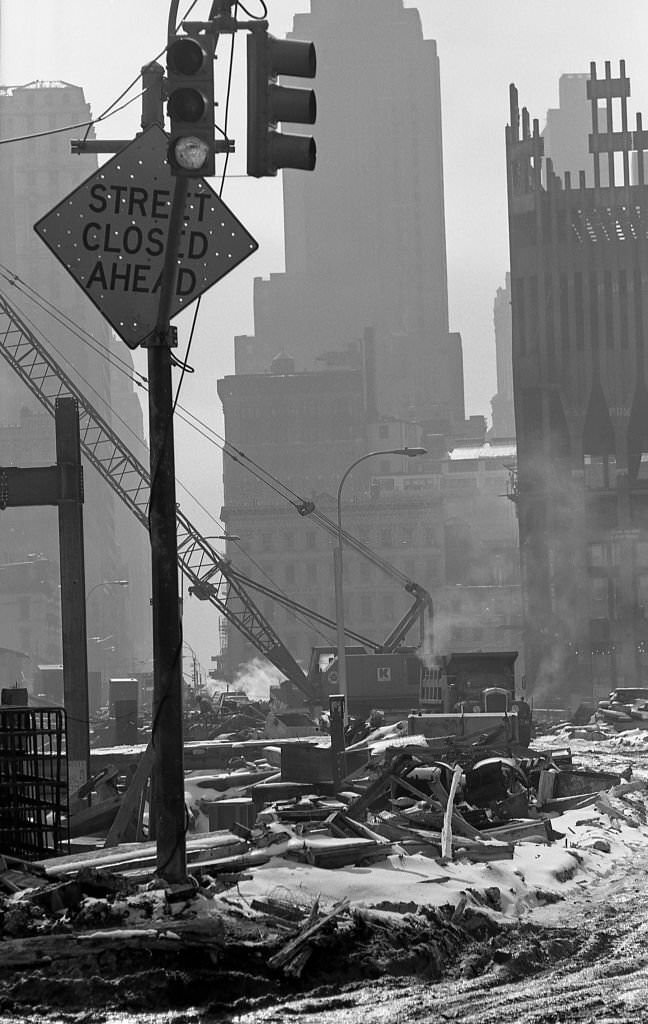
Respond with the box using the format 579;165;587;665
334;447;427;723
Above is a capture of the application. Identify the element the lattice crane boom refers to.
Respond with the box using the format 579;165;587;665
0;290;312;696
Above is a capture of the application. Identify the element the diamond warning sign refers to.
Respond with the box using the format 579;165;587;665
34;125;258;348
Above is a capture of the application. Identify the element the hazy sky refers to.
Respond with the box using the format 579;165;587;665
3;1;648;671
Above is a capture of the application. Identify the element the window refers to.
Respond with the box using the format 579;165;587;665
637;575;648;619
588;543;607;568
589;576;611;619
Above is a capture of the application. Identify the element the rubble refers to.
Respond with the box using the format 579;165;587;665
2;723;648;1015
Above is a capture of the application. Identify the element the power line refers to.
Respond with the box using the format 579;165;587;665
0;269;413;588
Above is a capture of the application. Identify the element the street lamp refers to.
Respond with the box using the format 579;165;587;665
334;447;427;722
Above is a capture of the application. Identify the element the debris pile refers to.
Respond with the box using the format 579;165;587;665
2;726;648;1015
596;687;648;730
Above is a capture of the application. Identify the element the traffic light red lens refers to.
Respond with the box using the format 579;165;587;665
168;87;206;123
168;38;205;76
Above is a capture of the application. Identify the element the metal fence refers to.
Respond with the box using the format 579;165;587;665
0;706;69;860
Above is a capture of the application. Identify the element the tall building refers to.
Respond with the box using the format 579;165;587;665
0;81;151;698
542;73;607;187
235;0;465;432
506;60;648;707
490;274;515;440
218;2;522;686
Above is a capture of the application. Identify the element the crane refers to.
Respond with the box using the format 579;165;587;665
0;284;432;704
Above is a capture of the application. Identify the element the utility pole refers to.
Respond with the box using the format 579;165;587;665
141;59;188;885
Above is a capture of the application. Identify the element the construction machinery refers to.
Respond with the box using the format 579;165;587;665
0;284;429;707
0;282;525;737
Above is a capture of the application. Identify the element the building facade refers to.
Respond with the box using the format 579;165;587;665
234;0;465;432
0;81;151;701
507;60;648;707
217;3;522;692
490;274;516;440
219;357;521;685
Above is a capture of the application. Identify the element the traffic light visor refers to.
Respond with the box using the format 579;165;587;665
168;37;208;75
269;38;316;78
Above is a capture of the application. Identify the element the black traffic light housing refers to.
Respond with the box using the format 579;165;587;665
247;24;316;178
166;31;216;177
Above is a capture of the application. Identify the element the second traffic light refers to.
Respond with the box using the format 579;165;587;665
167;31;216;177
247;24;316;178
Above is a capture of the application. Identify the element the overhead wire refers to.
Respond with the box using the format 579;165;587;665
0;0;415;595
0;265;413;588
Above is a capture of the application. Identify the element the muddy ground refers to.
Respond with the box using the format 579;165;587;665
3;729;648;1023
0;863;628;1023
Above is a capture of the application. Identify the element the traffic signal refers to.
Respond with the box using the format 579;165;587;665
166;31;216;177
247;24;316;178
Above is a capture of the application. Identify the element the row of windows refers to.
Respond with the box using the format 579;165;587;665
589;573;648;618
253;525;439;552
589;540;648;568
256;558;441;588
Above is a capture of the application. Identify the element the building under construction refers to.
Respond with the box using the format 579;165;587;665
507;61;648;706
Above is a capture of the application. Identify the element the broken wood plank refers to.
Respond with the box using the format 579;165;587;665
304;841;394;869
441;765;463;859
33;831;248;877
481;818;553;844
268;898;350;971
325;810;391;845
542;792;600;813
344;770;393;821
104;741;154;848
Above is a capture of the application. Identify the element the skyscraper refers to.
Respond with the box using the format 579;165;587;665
0;81;151;693
217;4;514;682
490;274;515;440
235;0;465;432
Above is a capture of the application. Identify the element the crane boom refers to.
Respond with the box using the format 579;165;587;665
0;289;313;696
